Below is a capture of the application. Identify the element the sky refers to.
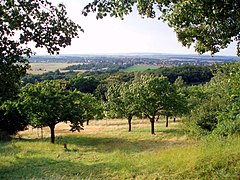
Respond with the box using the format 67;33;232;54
33;0;237;56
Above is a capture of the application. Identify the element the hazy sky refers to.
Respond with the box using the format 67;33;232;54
33;0;237;56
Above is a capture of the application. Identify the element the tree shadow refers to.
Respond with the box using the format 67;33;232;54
159;128;186;136
0;141;21;155
0;156;135;179
54;134;189;154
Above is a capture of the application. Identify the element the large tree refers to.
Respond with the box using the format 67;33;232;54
0;0;82;102
106;82;139;132
20;80;99;143
0;0;82;136
132;75;182;134
83;0;240;55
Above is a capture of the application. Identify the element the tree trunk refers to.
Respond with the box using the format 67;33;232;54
49;124;55;144
86;120;89;126
150;118;155;135
173;116;176;123
128;116;132;132
166;115;169;127
41;126;43;139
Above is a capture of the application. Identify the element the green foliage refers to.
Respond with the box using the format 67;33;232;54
93;72;134;100
1;0;82;55
22;70;78;85
106;82;137;118
0;100;27;138
0;0;81;138
133;76;173;115
105;81;140;131
64;62;132;72
69;76;100;94
19;80;101;143
83;0;240;55
146;65;213;84
131;75;187;133
187;62;240;137
165;0;240;55
124;65;160;72
0;0;82;100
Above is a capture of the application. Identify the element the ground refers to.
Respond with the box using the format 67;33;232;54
28;63;83;74
0;118;239;179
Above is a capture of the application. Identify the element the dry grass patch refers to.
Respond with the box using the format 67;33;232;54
27;63;84;74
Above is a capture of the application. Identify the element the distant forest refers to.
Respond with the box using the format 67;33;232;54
23;65;213;87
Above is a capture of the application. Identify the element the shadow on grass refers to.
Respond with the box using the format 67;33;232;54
10;133;188;154
0;141;21;155
0;156;133;179
55;135;189;153
160;128;186;136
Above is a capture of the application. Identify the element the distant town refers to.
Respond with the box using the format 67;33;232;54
29;53;239;71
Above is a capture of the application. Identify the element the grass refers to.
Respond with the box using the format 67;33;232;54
28;63;84;74
0;118;239;179
123;65;161;72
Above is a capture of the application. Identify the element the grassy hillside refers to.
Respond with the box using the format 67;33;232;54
0;118;239;179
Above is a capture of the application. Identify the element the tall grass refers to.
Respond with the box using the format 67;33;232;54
0;118;239;179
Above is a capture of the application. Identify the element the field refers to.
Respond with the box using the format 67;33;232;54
124;65;161;72
0;118;239;179
28;63;83;74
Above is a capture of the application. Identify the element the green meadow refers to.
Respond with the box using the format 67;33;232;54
0;118;239;179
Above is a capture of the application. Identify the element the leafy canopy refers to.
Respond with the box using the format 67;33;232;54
106;82;139;118
20;80;100;143
83;0;240;55
0;0;82;103
187;62;240;137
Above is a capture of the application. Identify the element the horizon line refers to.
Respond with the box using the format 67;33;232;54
32;52;239;57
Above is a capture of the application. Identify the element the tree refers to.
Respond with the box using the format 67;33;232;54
83;0;240;55
70;76;100;94
186;63;240;137
132;75;180;134
20;80;98;143
162;87;188;127
0;100;28;139
106;82;139;132
172;76;189;122
1;0;82;101
83;93;104;126
0;0;82;136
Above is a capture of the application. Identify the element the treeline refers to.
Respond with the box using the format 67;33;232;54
145;65;213;84
2;63;239;143
22;65;213;103
23;65;213;86
22;70;78;85
63;62;133;71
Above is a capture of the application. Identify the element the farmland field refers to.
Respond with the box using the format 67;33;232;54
124;65;161;72
28;63;83;74
0;118;239;179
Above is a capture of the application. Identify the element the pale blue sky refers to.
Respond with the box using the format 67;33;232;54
33;0;237;56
